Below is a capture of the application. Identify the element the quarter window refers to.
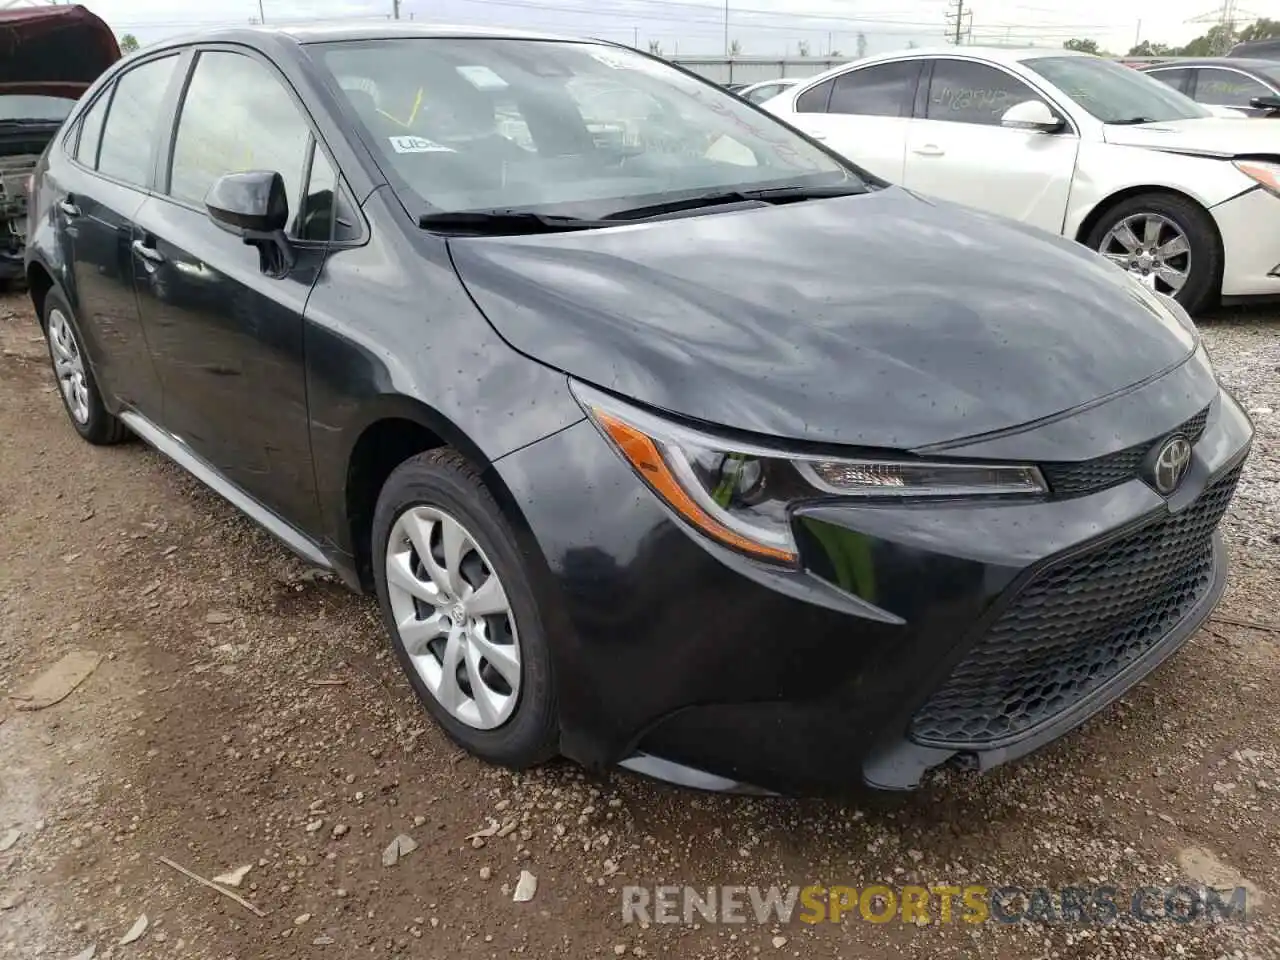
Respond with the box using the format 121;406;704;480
795;78;834;113
925;59;1043;126
96;55;180;186
169;51;310;217
828;61;919;117
1193;68;1272;107
74;87;111;168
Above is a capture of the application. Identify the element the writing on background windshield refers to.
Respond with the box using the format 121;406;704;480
316;38;854;217
1024;56;1211;123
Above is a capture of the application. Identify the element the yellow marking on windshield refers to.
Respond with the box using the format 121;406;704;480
377;87;424;129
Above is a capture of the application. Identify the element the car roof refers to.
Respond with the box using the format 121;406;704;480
838;45;1094;68
142;21;590;53
1144;56;1279;72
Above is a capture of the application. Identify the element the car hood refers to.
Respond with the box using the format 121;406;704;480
0;4;120;94
1102;116;1280;155
449;187;1196;450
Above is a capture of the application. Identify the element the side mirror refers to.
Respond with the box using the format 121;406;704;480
205;171;295;277
1249;94;1280;113
1001;99;1066;133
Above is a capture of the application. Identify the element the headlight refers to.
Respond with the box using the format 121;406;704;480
571;382;1047;566
1234;159;1280;197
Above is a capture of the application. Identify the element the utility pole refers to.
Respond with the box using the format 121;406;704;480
1133;19;1141;48
257;0;265;23
393;0;400;19
945;0;966;45
723;0;729;56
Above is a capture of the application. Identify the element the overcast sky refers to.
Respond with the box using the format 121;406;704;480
81;0;1280;56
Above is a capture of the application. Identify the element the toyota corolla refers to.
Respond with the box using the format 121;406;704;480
24;24;1253;793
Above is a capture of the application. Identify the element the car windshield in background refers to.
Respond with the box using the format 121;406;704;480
1024;56;1213;123
0;94;77;123
309;38;859;218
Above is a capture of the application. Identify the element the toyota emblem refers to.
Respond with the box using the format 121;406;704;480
1149;435;1193;495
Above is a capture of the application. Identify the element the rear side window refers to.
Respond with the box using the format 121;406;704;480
1146;68;1192;94
795;78;834;113
97;55;180;186
74;87;111;168
168;51;311;213
828;61;919;117
925;59;1043;126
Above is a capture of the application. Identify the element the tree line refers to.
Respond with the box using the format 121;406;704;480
1064;18;1280;58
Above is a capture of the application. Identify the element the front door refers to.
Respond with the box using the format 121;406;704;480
903;58;1079;234
133;47;328;532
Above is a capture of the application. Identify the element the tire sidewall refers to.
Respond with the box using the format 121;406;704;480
43;290;117;443
1087;194;1219;315
371;452;558;766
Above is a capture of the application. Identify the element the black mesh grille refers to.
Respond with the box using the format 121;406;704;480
1040;408;1210;497
910;464;1241;749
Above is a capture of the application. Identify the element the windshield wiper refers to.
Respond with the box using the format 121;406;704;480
418;210;613;234
602;182;866;221
1106;116;1156;125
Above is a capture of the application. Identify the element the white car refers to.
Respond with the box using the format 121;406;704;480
764;47;1280;313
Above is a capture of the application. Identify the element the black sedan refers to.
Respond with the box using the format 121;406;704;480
1140;57;1280;117
25;24;1252;794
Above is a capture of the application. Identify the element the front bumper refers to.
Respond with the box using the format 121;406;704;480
494;368;1253;794
1212;186;1280;299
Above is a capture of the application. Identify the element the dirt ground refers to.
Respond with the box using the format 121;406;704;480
1;288;1278;960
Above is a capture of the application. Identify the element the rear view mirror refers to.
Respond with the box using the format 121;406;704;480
1001;99;1066;133
1249;94;1280;113
205;171;295;277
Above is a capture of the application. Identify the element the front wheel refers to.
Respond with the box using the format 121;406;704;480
1086;193;1221;315
371;449;559;769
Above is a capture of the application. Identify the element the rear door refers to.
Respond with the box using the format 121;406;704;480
132;47;339;531
781;60;922;182
56;53;184;418
903;58;1079;234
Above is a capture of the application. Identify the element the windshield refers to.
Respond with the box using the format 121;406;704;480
0;94;76;123
310;38;859;218
1024;56;1212;123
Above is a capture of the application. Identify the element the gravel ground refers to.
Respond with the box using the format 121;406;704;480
1;289;1278;960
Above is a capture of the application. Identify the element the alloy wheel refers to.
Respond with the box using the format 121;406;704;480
48;308;90;424
384;505;521;730
1098;213;1191;296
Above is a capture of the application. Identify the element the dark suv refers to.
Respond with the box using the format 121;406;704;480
26;24;1252;794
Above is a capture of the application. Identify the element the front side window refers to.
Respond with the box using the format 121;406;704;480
926;59;1045;125
75;88;111;167
169;51;311;216
829;61;919;117
97;55;180;186
311;38;858;218
1193;68;1273;107
1024;55;1211;123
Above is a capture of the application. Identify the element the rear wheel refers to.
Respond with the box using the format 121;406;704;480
371;449;558;768
1086;193;1220;315
43;291;129;445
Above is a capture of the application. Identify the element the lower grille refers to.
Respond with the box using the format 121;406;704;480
910;465;1241;749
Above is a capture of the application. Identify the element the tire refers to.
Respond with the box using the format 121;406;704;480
1085;192;1221;316
371;448;558;768
42;290;129;445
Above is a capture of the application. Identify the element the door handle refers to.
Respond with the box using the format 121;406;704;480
912;145;945;157
131;239;166;264
58;198;81;217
